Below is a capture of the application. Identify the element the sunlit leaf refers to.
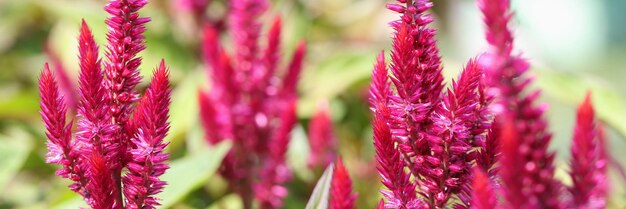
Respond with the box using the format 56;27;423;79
305;164;333;209
206;194;243;209
0;133;33;193
157;141;231;208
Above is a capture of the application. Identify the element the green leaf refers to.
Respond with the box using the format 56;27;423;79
0;133;33;193
166;70;205;151
157;141;231;208
305;164;334;209
206;194;243;209
287;124;313;181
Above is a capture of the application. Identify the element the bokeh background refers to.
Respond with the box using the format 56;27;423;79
0;0;625;208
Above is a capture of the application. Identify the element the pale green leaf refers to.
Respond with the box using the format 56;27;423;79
157;141;231;208
305;164;334;209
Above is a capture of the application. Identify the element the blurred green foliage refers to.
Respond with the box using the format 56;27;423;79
0;0;625;208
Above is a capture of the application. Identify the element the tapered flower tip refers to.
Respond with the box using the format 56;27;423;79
330;157;357;209
269;15;282;35
471;168;496;209
40;63;54;85
376;199;385;209
281;40;307;96
577;92;594;122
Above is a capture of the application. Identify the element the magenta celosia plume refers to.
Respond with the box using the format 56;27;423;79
39;1;171;208
568;93;608;209
370;0;490;208
330;157;357;209
368;0;612;208
198;0;306;208
479;0;562;207
308;102;337;170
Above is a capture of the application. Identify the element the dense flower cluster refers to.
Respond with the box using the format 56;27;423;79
39;1;171;208
369;0;610;208
197;0;306;208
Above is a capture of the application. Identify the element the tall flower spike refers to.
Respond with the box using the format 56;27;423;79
385;0;445;190
39;64;87;195
330;157;357;209
229;0;267;91
123;61;171;209
103;0;151;170
427;59;483;207
568;93;608;209
469;168;496;209
75;20;116;166
372;104;422;209
369;51;390;107
198;0;306;207
308;101;337;170
479;0;561;208
255;101;297;209
497;115;525;208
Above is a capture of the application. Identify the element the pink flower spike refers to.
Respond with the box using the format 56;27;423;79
369;51;390;107
75;20;116;164
281;41;307;97
123;60;171;209
470;168;496;209
427;59;484;207
330;157;357;209
103;0;151;169
39;64;87;195
372;104;421;209
569;92;608;209
308;101;337;170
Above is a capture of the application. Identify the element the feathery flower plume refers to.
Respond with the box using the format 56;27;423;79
39;64;87;195
469;168;496;209
427;59;483;207
372;104;422;209
39;1;171;208
479;0;561;208
308;101;337;170
255;101;297;209
330;158;357;209
198;0;306;207
123;61;171;209
103;0;150;170
568;93;608;209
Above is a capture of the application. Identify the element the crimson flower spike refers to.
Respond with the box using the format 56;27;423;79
39;64;87;195
103;0;150;171
330;157;357;209
384;0;445;195
39;1;171;208
568;93;608;209
478;0;561;208
123;61;171;209
372;104;422;209
308;101;337;170
198;0;306;208
428;59;484;207
469;168;496;209
74;21;120;207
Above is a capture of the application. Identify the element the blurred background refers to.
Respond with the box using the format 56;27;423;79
0;0;625;208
